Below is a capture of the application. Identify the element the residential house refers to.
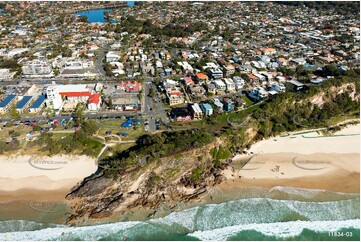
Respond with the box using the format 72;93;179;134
116;81;142;93
196;72;209;84
0;95;17;114
87;93;101;111
189;85;205;96
0;69;16;81
29;95;46;113
212;98;223;112
270;83;286;92
191;103;203;120
246;73;260;86
15;96;33;113
249;87;268;101
222;97;234;112
208;68;223;79
166;87;185;106
206;83;217;94
261;47;277;55
183;77;194;86
106;51;120;62
170;107;192;122
288;80;306;91
223;64;235;76
223;78;236;92
232;76;245;91
212;80;226;91
200;103;213;116
22;61;54;78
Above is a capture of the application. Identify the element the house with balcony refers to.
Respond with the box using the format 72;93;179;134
249;87;269;101
166;87;185;106
208;68;223;79
223;78;236;92
191;103;203;120
212;80;226;92
200;103;213;116
212;98;223;112
222;97;234;112
0;95;17;114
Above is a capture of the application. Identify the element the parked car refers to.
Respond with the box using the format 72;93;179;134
116;132;129;137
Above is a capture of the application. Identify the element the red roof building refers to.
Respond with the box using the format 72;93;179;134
184;77;194;86
59;92;91;97
87;93;101;111
116;81;142;93
88;93;101;104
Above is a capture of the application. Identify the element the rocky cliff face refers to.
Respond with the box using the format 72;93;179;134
310;83;359;107
65;141;228;225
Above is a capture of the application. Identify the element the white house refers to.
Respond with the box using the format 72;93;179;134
22;61;54;78
0;69;16;81
233;76;245;91
212;80;226;91
270;83;286;92
191;103;203;120
223;78;236;92
249;87;268;101
87;94;101;111
106;51;120;62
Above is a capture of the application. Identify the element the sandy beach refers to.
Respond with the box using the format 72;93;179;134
222;123;360;193
0;155;98;202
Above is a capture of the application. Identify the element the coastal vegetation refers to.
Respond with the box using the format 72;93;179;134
99;128;214;174
96;68;360;176
35;119;102;157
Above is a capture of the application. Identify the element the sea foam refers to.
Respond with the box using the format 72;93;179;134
189;219;360;240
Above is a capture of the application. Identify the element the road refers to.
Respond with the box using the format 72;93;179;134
142;78;169;131
0;111;141;123
95;42;113;76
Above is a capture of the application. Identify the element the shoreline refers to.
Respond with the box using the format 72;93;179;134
0;122;359;225
221;123;360;195
0;155;98;202
237;122;360;155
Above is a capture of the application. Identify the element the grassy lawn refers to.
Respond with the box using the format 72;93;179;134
177;103;261;132
97;119;146;140
0;125;33;140
98;142;136;160
242;95;255;107
227;105;260;124
325;113;360;126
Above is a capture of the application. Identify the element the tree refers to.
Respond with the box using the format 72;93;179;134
320;65;341;77
8;104;20;121
108;97;114;109
75;103;85;125
149;88;155;98
79;16;88;23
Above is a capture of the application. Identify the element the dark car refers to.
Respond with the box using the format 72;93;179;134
116;132;129;137
105;130;112;135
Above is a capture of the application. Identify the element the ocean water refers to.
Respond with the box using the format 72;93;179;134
0;187;359;241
